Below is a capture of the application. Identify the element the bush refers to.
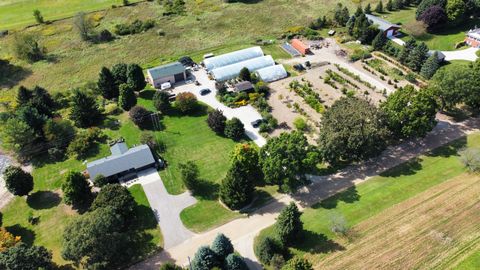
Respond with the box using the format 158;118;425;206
207;109;227;135
191;246;219;270
459;148;480;172
224;254;248;270
114;19;155;35
13;33;44;62
129;106;151;128
175;92;197;113
224;118;245;140
160;262;183;270
293;117;307;131
67;127;103;159
255;236;283;265
153;91;171;113
282;257;313;270
93;174;114;187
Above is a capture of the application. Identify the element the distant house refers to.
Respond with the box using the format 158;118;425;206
86;140;156;180
234;81;254;92
465;28;480;48
428;50;446;62
146;62;186;88
290;39;311;55
365;14;401;37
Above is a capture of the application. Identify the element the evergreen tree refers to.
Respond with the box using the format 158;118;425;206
224;254;248;270
224;117;245;140
407;42;429;71
211;233;234;260
61;171;92;208
365;3;372;14
70;89;101;127
97;67;118;99
375;1;384;13
275;202;303;246
30;85;54;117
111;63;128;85
118;83;137;111
126;64;146;91
354;5;364;17
0;243;53;270
207;109;227;135
191;246;219;270
420;51;440;79
393;0;404;9
386;0;394;11
33;9;44;24
334;3;350;26
16;86;32;107
282;257;313;270
398;38;417;64
153;90;171;113
372;31;387;50
239;67;251;81
16;105;46;135
3;165;33;196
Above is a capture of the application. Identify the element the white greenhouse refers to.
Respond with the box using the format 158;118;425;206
256;65;288;82
210;55;275;81
203;46;264;71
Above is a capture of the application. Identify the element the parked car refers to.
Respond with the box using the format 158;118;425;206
200;88;211;96
251;119;263;128
161;82;172;90
167;93;176;102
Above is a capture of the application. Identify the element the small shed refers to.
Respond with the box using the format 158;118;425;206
365;14;401;37
234;81;254;92
291;39;311;55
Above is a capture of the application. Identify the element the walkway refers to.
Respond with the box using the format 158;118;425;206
129;168;197;249
132;115;480;270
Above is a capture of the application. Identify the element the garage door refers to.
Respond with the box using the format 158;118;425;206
174;72;185;82
386;30;394;37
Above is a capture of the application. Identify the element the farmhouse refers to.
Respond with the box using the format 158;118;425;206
147;62;186;88
86;140;157;180
366;14;401;37
290;39;311;55
465;28;480;47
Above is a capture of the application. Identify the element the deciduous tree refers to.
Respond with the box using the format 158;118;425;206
0;243;52;270
207;109;227;135
175;92;197;113
224;117;245;140
61;171;92;208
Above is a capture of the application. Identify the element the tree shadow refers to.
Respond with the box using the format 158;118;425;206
129;231;160;262
0;59;32;88
426;136;467;158
5;224;35;245
134;205;158;230
293;230;345;254
166;103;208;118
380;157;423;178
102;116;121;131
312;186;360;210
139;89;156;100
27;190;61;210
193;178;219;200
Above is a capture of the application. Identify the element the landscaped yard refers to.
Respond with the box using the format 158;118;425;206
256;132;480;269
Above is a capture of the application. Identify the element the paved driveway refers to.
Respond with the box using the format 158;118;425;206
171;70;267;147
132;168;197;249
0;155;13;210
441;47;479;61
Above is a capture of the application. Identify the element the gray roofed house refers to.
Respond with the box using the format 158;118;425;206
428;50;446;62
147;62;187;88
86;141;156;180
365;14;401;37
234;81;254;92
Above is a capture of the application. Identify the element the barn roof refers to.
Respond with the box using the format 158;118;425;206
147;62;185;80
366;14;401;31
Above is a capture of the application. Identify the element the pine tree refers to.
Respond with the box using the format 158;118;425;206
386;0;394;11
126;64;146;91
354;5;364;17
372;31;387;50
97;67;118;99
211;233;234;260
118;83;137;111
225;254;248;270
16;86;32;107
191;246;219;270
408;42;429;72
61;171;92;208
420;52;440;79
275;202;303;245
70;89;101;127
111;63;128;86
375;1;384;13
393;0;403;10
365;3;372;14
399;38;417;64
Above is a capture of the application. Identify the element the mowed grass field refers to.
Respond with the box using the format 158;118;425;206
256;133;480;269
0;0;141;29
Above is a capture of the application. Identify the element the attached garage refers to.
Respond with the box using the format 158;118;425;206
147;62;186;88
366;14;401;38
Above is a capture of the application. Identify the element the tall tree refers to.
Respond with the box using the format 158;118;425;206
16;105;46;135
16;86;31;107
61;171;92;208
118;83;137;111
0;243;52;270
224;117;245;140
126;64;146;91
70;89;101;127
211;233;234;260
97;67;118;99
30;85;54;117
420;52;440;79
365;3;372;14
318;97;390;164
408;42;429;71
111;63;128;86
446;0;466;22
430;64;471;110
90;184;136;227
386;0;394;10
375;1;384;13
275;202;303;246
399;38;417;64
207;109;227;135
0;118;35;157
334;3;350;26
153;91;171;113
372;31;387;50
420;5;448;28
239;67;251;81
3;165;33;196
191;246;219;270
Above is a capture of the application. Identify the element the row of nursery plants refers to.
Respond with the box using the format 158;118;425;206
289;79;325;114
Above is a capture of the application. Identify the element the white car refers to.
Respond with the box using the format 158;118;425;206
160;82;172;90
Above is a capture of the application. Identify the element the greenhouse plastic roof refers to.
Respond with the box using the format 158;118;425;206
204;46;264;71
211;55;275;81
256;64;288;82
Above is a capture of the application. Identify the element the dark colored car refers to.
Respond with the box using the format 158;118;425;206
251;119;263;128
167;93;176;102
200;88;211;95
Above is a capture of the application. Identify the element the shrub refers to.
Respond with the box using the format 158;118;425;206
282;257;313;270
160;263;183;270
224;254;248;270
67;127;103;159
175;92;197;113
207;109;227;135
191;246;219;270
93;174;112;187
459;148;480;172
224;118;245;140
13;33;44;62
254;237;282;265
270;254;285;270
293;117;307;131
178;161;199;192
153;91;171;113
114;19;156;35
129;106;151;128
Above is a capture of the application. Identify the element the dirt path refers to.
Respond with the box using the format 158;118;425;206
132;115;480;269
316;173;480;270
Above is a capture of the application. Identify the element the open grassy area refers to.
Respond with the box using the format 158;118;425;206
256;132;480;268
0;0;141;30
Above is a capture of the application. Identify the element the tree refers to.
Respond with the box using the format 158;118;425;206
175;92;197;113
211;233;234;260
459;147;480;172
259;132;315;192
420;51;440;79
160;262;184;270
70;89;102;128
225;254;248;270
224;118;245;140
275;202;303;246
129;105;151;128
386;0;394;10
126;64;146;91
354;5;364;17
207;109;227;135
191;246;219;270
0;227;20;252
282;257;313;270
178;161;199;192
254;237;282;265
43;119;76;157
111;63;128;85
239;67;251;81
446;0;466;22
74;12;93;41
393;0;404;9
12;33;44;62
375;1;384;13
3;165;33;196
416;0;447;19
334;3;350;26
16;105;46;135
372;31;387;50
0;243;52;270
318;97;390;164
0;118;35;157
399;38;417;64
118;83;137;111
91;184;136;226
33;9;44;24
16;86;32;107
62;207;134;269
98;67;118;99
364;3;372;14
420;5;447;28
61;171;92;208
271;254;286;270
30;85;55;117
430;65;471;110
153;90;171;113
93;174;111;187
407;42;429;71
381;85;438;138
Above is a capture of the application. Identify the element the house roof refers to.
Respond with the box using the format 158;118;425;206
366;14;400;31
235;81;254;92
147;62;185;80
428;50;446;61
291;39;309;52
86;144;155;179
467;28;480;40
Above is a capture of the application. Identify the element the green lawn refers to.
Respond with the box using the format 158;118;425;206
256;132;480;263
0;0;141;30
456;252;480;269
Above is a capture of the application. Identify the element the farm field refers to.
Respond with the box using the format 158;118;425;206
256;133;480;269
0;0;141;30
